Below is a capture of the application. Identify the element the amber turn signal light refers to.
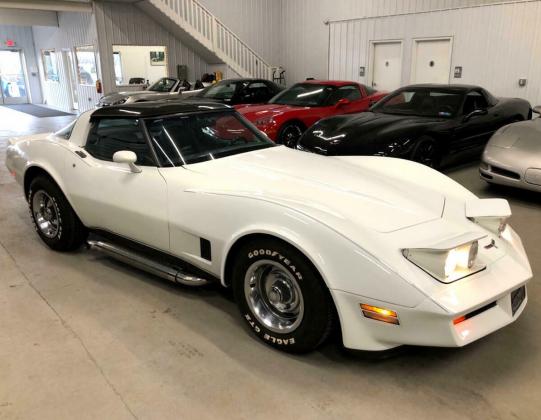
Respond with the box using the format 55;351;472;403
360;304;399;325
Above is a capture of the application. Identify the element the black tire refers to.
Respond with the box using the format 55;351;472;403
410;136;441;169
232;238;334;353
277;122;304;148
28;176;87;251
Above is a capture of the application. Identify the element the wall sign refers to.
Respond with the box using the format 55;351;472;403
454;66;462;78
359;66;365;77
5;39;15;47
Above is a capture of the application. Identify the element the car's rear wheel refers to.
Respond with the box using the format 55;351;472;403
28;176;87;251
232;238;334;353
277;122;304;148
410;137;441;169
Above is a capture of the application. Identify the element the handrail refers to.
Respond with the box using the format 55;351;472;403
156;0;272;78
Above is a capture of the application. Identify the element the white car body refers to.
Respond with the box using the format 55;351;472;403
5;105;532;351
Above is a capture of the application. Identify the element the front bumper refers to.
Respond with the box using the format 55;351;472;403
332;282;528;351
480;148;541;192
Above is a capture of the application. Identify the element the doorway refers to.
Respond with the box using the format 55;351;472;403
411;38;453;84
369;41;403;92
0;50;29;104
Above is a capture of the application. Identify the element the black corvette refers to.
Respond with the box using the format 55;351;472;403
297;84;532;168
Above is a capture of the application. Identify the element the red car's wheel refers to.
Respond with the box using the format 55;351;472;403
277;122;304;148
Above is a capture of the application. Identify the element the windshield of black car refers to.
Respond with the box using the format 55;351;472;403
199;81;245;101
269;83;335;107
146;112;275;166
372;89;463;117
148;78;177;92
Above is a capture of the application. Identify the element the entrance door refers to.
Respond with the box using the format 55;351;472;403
411;38;452;84
0;50;29;104
370;41;402;92
62;50;78;111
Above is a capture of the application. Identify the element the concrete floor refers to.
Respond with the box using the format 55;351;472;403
0;105;539;420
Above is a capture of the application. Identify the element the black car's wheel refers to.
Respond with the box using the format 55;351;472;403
28;176;87;251
232;238;334;353
410;137;440;169
277;122;304;148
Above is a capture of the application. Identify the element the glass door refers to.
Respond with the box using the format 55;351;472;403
0;50;29;104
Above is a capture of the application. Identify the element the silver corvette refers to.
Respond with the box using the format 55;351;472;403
480;106;541;192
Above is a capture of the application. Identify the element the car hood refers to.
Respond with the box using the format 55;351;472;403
236;103;305;119
488;119;541;151
300;111;442;154
185;146;445;234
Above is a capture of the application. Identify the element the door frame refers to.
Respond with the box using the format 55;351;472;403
367;39;404;90
410;36;454;84
61;48;79;111
0;48;30;105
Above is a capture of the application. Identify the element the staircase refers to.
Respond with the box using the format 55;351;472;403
138;0;273;79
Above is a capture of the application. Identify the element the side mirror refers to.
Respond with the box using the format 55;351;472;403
113;150;141;173
336;98;351;107
533;105;541;115
463;108;488;122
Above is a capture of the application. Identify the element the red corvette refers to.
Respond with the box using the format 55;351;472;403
236;80;386;146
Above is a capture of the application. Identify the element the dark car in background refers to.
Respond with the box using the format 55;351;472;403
298;84;532;168
188;78;284;105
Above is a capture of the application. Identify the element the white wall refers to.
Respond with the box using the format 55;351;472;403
279;0;522;85
94;1;210;94
0;25;43;103
33;11;100;112
113;45;167;86
327;0;541;105
199;0;281;66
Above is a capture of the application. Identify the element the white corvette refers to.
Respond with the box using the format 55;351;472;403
5;101;532;353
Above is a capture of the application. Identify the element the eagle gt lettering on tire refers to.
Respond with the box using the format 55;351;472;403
232;238;334;353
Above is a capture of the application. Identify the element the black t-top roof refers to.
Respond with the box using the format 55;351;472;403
91;100;233;118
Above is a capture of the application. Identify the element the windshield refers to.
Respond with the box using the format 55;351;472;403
148;78;177;92
372;89;464;118
146;111;275;166
198;81;245;101
269;83;335;107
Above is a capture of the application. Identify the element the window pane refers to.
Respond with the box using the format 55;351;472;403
75;46;98;85
374;89;463;117
146;112;274;166
85;119;154;166
42;50;59;82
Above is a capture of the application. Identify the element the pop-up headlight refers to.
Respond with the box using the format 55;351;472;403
403;238;485;283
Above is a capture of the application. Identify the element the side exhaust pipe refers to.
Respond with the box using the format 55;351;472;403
87;240;209;286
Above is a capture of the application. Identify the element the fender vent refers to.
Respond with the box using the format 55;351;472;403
200;238;212;261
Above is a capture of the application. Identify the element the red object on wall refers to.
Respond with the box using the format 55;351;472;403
5;39;15;47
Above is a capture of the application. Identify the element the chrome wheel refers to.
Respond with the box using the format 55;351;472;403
413;140;438;168
244;260;304;333
32;190;59;238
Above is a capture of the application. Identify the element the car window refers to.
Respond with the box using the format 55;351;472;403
85;118;155;166
200;81;240;101
269;83;335;107
239;82;273;103
326;85;362;105
372;89;463;118
146;112;274;166
148;78;177;92
463;91;489;115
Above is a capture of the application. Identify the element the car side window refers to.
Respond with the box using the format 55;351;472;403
85;118;155;166
240;82;273;103
327;85;362;105
463;91;489;115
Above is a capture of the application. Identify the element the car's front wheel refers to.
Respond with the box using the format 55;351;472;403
28;176;87;251
411;136;441;169
277;122;304;148
232;238;334;353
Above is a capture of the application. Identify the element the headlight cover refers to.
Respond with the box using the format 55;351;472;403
403;240;486;283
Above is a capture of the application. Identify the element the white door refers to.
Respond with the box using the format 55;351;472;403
0;50;29;104
371;42;402;92
411;38;452;84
